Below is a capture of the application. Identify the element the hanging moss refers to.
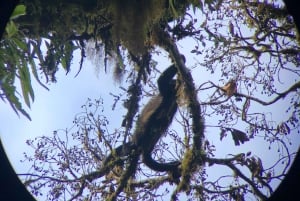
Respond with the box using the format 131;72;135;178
108;0;200;55
109;0;166;55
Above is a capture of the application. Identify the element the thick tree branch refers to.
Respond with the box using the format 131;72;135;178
157;28;204;153
156;27;205;196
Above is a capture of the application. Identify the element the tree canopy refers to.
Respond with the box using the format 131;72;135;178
1;0;299;200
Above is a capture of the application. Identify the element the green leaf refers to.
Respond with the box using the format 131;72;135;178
5;21;18;38
1;81;31;121
19;64;34;108
169;0;179;18
28;57;49;90
61;42;77;73
12;38;27;51
10;5;26;20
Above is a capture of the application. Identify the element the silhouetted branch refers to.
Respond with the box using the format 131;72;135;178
205;155;268;200
208;81;300;106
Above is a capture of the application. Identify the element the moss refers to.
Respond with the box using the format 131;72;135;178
178;148;193;192
109;0;166;55
108;0;200;55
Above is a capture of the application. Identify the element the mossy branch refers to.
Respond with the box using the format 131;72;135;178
156;27;205;196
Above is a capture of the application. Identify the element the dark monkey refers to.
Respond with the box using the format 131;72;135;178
103;63;181;174
133;64;180;171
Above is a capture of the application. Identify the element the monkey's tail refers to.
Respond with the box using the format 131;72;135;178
143;152;181;175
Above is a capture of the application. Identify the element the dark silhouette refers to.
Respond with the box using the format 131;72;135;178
103;64;181;176
0;140;36;201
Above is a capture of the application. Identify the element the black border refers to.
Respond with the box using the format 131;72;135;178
0;1;298;200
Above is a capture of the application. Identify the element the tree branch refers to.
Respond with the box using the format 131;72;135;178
206;156;268;200
209;81;300;106
156;27;205;196
108;152;139;201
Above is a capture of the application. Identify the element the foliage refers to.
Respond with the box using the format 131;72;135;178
0;4;80;120
15;0;300;200
0;4;33;120
1;0;200;119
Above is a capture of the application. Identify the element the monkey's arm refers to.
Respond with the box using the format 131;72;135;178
157;64;177;95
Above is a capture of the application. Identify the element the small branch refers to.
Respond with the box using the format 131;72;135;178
192;183;248;196
69;180;86;201
108;153;139;201
129;176;170;188
239;81;300;106
19;173;78;185
206;156;268;200
209;81;300;106
80;156;124;182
